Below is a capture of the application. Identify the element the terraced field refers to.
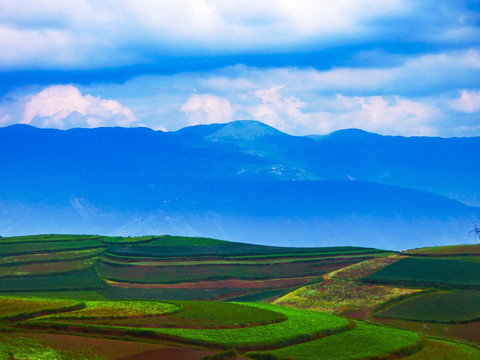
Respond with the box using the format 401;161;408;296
0;234;391;302
375;290;480;323
2;235;480;359
248;321;423;360
403;244;480;256
363;257;480;289
274;256;418;316
0;295;438;359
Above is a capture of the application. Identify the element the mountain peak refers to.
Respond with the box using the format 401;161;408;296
206;120;287;142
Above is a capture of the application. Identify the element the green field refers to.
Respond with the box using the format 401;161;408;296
95;257;359;283
1;248;104;266
404;244;480;256
363;257;480;288
0;334;105;360
0;239;104;256
43;300;287;328
2;234;480;359
0;268;105;292
375;290;480;323
408;339;480;360
0;234;102;243
26;302;350;349
248;322;422;360
0;296;81;321
43;300;180;319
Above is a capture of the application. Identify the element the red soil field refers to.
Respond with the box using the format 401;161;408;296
105;276;319;289
16;332;213;360
375;318;480;343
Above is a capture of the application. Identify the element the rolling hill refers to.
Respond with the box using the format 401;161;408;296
1;121;479;249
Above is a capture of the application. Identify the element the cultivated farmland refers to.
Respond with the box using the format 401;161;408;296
1;234;480;359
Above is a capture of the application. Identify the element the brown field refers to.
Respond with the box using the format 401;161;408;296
17;332;215;360
0;259;96;277
375;318;480;343
105;276;319;289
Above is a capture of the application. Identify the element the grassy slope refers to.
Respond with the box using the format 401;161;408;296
408;339;480;359
43;300;286;328
404;244;480;256
0;334;106;360
0;234;387;301
248;321;422;360
274;256;417;315
26;302;350;349
375;290;480;323
363;257;480;288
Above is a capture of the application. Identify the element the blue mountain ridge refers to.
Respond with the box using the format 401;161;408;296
0;121;479;249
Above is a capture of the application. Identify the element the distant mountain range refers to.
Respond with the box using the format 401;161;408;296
1;121;479;249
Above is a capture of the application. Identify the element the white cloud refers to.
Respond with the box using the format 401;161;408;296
329;95;437;135
449;90;480;113
0;109;11;125
0;0;410;69
1;48;478;136
23;85;135;128
181;94;232;125
241;86;437;136
199;50;480;95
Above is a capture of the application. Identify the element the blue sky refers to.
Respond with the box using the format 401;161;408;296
0;0;479;136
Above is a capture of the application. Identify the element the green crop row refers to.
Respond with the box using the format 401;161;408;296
0;239;104;256
139;235;231;247
247;321;423;360
41;300;286;328
101;254;375;267
404;244;480;256
107;243;385;259
0;234;102;244
363;257;480;289
0;258;97;278
156;300;287;328
1;248;105;266
0;334;105;360
42;300;181;319
132;302;350;348
101;236;158;244
95;258;356;284
408;339;480;360
0;268;105;292
27;303;350;350
0;296;83;322
375;289;480;323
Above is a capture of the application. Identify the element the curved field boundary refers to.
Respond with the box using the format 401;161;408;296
0;235;102;244
0;243;105;257
98;256;364;268
46;300;288;329
106;245;386;259
0;297;86;322
101;253;378;265
104;277;318;289
408;339;480;359
362;257;480;289
24;303;351;350
42;300;182;320
101;236;158;245
94;260;345;284
374;289;480;324
0;262;98;280
247;321;424;360
0;268;105;292
0;259;99;279
1;248;105;267
403;245;480;256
